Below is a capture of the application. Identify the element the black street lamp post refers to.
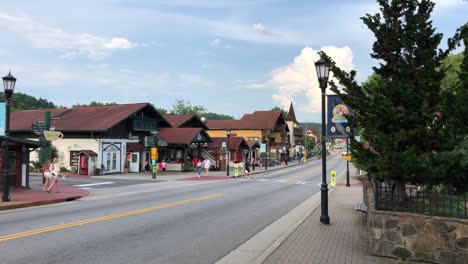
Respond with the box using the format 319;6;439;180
264;136;268;170
226;128;231;176
2;71;16;202
315;58;330;225
346;137;350;187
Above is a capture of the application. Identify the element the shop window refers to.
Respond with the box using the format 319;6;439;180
70;151;80;166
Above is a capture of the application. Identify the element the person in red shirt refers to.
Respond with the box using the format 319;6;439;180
192;157;199;173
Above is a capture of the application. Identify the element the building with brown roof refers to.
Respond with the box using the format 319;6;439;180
206;110;289;166
285;102;304;158
11;103;212;174
207;137;249;171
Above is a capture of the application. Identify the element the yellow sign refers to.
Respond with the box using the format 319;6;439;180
153;167;158;173
151;147;158;160
43;131;64;141
330;170;337;187
234;164;239;177
343;155;352;161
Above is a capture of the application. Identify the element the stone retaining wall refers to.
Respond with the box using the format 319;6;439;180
364;181;468;264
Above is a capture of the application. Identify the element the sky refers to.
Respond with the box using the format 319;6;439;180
0;0;466;122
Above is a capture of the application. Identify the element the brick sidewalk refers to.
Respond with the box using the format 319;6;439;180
263;177;397;264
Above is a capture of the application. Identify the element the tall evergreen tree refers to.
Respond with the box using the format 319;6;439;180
320;0;465;188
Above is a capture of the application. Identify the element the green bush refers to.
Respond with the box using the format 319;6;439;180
30;160;43;170
182;162;192;172
60;166;70;172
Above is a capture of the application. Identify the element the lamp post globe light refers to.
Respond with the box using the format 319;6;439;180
2;71;16;202
226;128;231;176
315;58;330;225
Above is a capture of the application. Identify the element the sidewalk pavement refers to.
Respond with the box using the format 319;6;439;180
0;159;305;211
261;176;397;264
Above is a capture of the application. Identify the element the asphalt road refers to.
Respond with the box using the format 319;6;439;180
0;152;348;264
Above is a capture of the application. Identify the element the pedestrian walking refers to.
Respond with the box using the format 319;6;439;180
197;159;203;177
192;157;199;173
251;158;255;172
203;158;211;177
243;159;251;178
159;160;167;176
47;157;60;193
144;160;150;173
42;159;52;192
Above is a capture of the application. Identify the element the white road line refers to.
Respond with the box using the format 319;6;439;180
257;179;269;182
75;182;115;187
277;180;288;183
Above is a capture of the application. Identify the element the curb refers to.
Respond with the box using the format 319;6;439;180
216;167;346;264
0;196;84;211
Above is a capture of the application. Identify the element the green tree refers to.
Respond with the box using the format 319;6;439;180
154;107;168;115
1;92;57;111
321;0;465;189
271;106;288;118
440;52;463;91
72;101;117;107
170;99;206;116
204;112;234;120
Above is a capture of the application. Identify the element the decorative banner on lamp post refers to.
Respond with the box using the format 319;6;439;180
327;95;353;138
0;102;5;136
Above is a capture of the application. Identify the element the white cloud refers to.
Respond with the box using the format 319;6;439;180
0;14;138;60
210;38;222;46
104;38;135;49
236;46;354;112
433;0;466;9
269;46;355;112
252;23;273;35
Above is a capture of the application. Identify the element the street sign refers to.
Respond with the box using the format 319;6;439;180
260;143;266;153
220;140;227;151
157;138;168;147
151;147;158;160
0;103;5;136
32;122;48;135
331;170;337;187
343;155;352;161
44;131;64;141
144;136;156;147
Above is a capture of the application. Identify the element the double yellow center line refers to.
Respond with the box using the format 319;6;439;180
0;193;224;243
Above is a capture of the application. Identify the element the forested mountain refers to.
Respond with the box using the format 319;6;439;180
0;92;58;112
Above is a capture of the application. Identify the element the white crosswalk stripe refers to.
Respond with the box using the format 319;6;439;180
75;182;115;187
239;177;319;186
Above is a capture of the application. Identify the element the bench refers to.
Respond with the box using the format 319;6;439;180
355;202;368;220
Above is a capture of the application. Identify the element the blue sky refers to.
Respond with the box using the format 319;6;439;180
0;0;466;122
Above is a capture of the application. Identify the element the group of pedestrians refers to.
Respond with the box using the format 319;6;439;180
42;157;60;193
144;160;167;175
192;157;211;177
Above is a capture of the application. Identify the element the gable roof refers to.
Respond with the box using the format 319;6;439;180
206;111;286;130
158;128;212;144
285;102;298;123
240;111;283;129
11;103;169;132
163;114;208;129
206;120;243;130
207;137;249;151
10;109;69;131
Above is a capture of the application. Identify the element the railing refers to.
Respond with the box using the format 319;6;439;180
373;179;468;219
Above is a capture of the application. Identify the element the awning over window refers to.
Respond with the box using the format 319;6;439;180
127;142;145;151
78;150;98;156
